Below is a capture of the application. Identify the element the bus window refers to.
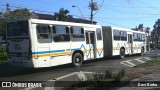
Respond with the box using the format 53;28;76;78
71;26;85;41
128;34;132;43
121;31;127;41
85;32;89;44
53;25;70;42
137;33;141;41
96;28;102;40
113;30;120;40
7;21;28;37
141;34;145;42
36;24;52;43
133;33;137;41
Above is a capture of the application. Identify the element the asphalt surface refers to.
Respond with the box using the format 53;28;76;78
0;51;157;81
0;50;160;90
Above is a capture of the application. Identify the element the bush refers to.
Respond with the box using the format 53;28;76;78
92;71;105;81
92;71;106;87
71;69;126;88
104;70;112;79
112;69;125;82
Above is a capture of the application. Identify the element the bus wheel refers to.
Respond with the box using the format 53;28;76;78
141;47;144;56
72;53;83;67
120;48;125;59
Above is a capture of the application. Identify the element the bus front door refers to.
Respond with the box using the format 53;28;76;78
85;31;96;59
128;34;133;54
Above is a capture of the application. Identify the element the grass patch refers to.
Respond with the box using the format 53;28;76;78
0;49;7;64
142;57;160;66
0;49;7;57
0;57;8;64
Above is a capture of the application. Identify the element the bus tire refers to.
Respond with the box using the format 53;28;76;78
141;47;144;56
120;48;125;59
72;53;83;67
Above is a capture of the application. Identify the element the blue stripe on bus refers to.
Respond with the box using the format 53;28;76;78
71;48;80;51
31;44;103;57
9;44;103;57
32;50;65;54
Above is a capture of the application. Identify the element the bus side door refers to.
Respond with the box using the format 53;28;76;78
85;31;96;59
128;34;133;54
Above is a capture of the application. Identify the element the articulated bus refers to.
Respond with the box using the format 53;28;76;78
6;19;146;68
102;26;146;59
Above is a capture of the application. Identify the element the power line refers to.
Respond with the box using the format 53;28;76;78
105;5;160;8
137;0;160;11
0;3;55;14
94;16;156;21
106;7;160;16
96;18;131;28
0;3;89;19
93;0;104;15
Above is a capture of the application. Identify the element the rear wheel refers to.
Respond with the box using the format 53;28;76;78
72;53;83;67
120;48;125;59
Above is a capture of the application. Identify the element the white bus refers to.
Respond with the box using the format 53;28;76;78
6;19;146;68
7;19;103;68
102;26;146;59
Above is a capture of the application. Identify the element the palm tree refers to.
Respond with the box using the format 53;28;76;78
54;8;73;21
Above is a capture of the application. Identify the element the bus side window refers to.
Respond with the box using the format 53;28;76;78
85;32;89;44
96;28;102;40
71;26;85;41
137;33;141;41
133;33;137;41
113;30;120;40
141;34;145;42
52;26;56;33
121;31;127;41
53;25;70;42
36;24;52;43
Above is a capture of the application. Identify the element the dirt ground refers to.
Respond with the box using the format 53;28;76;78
122;61;160;81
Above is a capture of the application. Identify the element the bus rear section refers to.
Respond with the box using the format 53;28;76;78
102;26;146;58
7;20;34;67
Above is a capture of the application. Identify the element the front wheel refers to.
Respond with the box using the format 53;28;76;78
72;53;83;67
120;48;125;59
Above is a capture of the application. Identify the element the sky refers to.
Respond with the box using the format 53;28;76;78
0;0;160;30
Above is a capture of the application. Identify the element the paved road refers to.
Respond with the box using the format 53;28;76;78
0;53;156;81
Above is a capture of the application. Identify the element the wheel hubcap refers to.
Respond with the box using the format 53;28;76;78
121;50;124;56
76;57;80;63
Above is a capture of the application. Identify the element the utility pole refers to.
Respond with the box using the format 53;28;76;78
89;0;98;24
5;3;10;17
90;0;93;24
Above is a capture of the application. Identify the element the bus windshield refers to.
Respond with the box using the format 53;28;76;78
7;21;28;37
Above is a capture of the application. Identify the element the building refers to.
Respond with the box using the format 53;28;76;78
31;12;97;24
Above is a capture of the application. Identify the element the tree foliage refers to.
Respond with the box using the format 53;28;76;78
54;8;73;21
0;8;31;38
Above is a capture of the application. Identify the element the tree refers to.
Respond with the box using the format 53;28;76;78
0;8;31;39
54;8;73;21
5;8;31;21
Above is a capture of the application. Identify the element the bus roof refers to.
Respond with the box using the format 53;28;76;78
29;19;102;28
